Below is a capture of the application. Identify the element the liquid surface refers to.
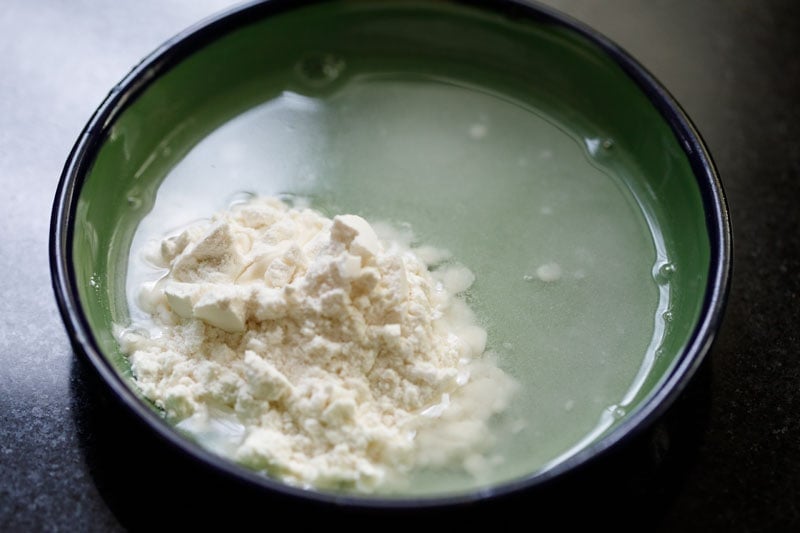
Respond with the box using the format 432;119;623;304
126;77;666;495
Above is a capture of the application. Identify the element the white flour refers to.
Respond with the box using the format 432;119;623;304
117;196;515;491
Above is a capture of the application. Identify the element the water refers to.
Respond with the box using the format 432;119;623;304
125;76;667;495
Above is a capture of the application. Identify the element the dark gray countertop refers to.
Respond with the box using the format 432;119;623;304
2;1;798;530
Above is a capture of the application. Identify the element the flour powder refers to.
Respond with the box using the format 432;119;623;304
117;196;515;491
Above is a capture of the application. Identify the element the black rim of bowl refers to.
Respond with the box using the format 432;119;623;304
50;0;732;510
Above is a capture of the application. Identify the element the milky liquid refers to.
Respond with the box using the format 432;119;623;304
126;77;667;495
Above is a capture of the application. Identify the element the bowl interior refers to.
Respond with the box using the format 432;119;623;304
68;0;712;498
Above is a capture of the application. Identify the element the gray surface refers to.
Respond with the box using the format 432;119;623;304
2;0;799;530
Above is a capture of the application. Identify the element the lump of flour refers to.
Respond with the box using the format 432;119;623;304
117;196;515;492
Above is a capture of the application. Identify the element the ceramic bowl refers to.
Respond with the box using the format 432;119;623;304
51;0;730;513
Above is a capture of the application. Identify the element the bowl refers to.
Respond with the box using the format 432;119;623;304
51;0;731;512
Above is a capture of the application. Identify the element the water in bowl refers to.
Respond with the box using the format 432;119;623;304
125;74;668;496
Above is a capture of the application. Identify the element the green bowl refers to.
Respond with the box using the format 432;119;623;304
51;0;730;508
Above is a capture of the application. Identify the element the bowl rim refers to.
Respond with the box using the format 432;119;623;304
50;0;731;509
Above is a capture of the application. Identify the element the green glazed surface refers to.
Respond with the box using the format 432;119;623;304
72;0;710;497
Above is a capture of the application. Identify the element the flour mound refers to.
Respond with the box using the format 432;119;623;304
118;196;514;491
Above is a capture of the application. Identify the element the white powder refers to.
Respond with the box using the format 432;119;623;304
117;196;514;492
536;262;562;283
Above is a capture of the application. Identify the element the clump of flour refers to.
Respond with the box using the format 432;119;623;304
117;196;515;492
